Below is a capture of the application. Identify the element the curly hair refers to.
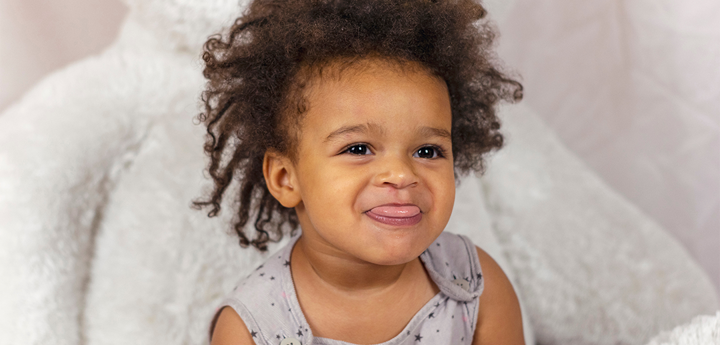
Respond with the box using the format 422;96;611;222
193;0;522;251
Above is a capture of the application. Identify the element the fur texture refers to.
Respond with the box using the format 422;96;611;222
647;312;720;345
482;104;719;345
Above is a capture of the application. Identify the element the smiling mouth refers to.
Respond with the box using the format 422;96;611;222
365;204;422;227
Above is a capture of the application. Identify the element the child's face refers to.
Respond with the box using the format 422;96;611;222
282;60;455;266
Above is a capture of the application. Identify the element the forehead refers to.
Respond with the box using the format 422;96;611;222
297;58;452;138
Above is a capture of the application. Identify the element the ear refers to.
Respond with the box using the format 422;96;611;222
263;151;302;208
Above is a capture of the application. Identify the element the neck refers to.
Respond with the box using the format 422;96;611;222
291;234;418;295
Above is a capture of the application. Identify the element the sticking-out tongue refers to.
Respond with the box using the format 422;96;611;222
368;205;421;217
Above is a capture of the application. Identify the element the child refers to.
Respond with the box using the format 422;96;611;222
195;0;524;344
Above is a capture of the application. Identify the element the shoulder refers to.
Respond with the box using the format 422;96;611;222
472;246;525;345
430;232;480;264
209;240;301;344
208;265;279;345
211;307;256;345
422;232;484;299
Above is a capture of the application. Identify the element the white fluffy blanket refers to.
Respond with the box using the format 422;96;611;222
647;312;720;345
0;1;717;345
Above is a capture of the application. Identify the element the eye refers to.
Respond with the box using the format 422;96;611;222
413;146;444;159
344;144;371;155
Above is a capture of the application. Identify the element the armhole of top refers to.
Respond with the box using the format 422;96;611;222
209;306;225;341
208;299;257;344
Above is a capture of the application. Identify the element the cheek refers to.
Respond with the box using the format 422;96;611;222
428;168;456;221
437;181;456;217
297;162;369;216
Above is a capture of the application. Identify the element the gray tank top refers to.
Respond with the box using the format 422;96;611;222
211;231;484;345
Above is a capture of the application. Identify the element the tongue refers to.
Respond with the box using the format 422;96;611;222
369;205;421;217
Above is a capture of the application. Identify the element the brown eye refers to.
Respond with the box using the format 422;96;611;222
414;146;441;159
346;144;370;155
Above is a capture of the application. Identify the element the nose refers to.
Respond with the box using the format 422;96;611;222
372;154;419;189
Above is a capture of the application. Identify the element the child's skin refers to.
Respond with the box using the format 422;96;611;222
212;59;524;345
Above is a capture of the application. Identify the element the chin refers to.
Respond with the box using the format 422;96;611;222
362;232;435;266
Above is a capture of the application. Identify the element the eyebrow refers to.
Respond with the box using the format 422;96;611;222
418;126;452;140
324;123;451;142
324;123;383;142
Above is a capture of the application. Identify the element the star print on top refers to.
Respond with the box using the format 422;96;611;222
209;231;484;345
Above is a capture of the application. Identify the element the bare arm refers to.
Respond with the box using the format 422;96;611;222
472;247;525;345
211;307;257;345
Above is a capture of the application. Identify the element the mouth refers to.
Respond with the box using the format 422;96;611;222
365;204;422;227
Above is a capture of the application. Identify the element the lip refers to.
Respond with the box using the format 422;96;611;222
365;204;422;227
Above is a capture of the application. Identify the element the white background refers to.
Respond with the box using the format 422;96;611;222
1;0;717;297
